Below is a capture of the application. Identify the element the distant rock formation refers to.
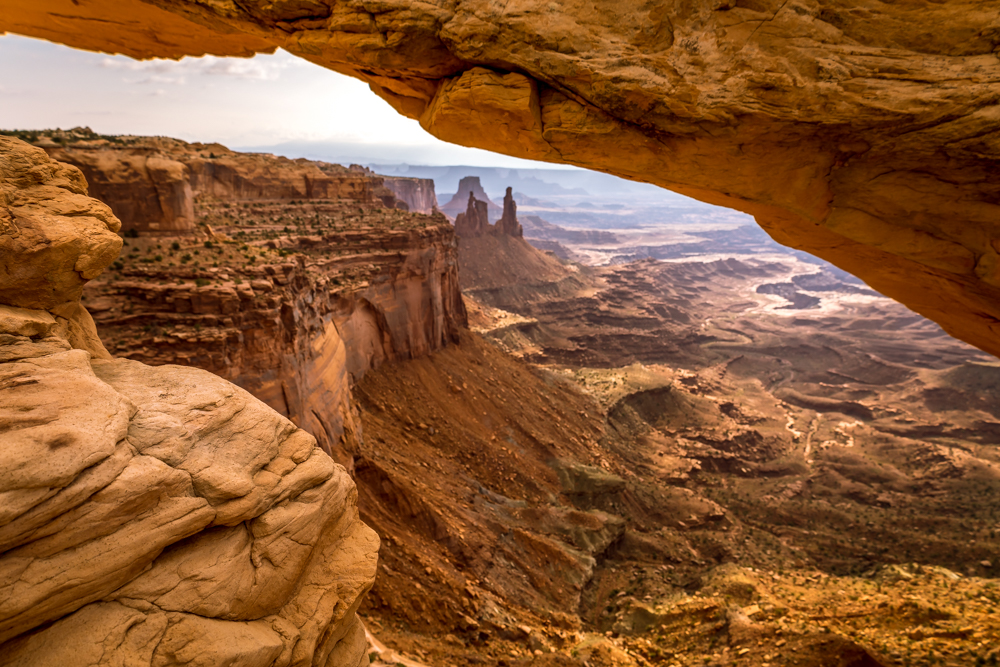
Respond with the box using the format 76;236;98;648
33;132;407;235
494;187;523;238
520;214;618;244
0;136;377;666
439;176;501;220
454;192;490;238
381;176;439;214
454;188;524;239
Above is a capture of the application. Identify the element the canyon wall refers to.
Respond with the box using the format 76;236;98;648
89;220;467;468
39;133;403;234
4;1;1000;356
381;176;438;214
0;138;377;666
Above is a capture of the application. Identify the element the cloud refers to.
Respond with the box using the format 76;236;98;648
99;52;301;84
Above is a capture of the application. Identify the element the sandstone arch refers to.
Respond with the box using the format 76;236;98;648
4;0;1000;355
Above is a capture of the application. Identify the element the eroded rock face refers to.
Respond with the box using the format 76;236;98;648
89;220;466;467
381;176;439;214
0;137;377;665
41;136;405;234
4;1;1000;355
454;189;524;239
454;192;491;239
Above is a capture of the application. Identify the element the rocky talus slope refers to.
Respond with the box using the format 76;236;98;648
0;138;378;665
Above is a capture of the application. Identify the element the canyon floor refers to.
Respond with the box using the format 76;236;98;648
76;151;1000;667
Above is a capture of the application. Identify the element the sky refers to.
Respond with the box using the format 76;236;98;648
0;34;561;168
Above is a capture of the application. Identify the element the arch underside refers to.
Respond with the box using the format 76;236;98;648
4;0;1000;355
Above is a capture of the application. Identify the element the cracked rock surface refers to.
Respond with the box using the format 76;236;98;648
0;136;378;666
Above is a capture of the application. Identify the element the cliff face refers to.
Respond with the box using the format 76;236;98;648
381;176;438;214
87;211;466;468
39;133;402;235
4;1;1000;356
0;138;377;666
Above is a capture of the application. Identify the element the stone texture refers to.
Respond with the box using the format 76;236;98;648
0;137;377;666
0;137;122;310
5;0;1000;355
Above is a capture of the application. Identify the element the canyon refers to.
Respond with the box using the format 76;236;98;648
4;131;999;666
3;3;1000;664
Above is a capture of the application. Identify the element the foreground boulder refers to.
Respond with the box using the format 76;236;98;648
0;136;378;665
4;1;1000;356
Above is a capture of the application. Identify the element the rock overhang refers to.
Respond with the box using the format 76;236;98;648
3;0;1000;353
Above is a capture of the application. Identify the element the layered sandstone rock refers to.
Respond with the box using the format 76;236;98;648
88;213;467;468
381;176;439;214
34;131;405;234
5;1;1000;355
0;137;377;665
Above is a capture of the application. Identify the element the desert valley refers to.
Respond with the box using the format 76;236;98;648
3;3;1000;667
2;126;998;667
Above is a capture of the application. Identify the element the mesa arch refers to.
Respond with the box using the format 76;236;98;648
4;0;1000;355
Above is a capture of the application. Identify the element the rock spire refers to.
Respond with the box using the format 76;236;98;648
453;187;523;239
495;187;523;238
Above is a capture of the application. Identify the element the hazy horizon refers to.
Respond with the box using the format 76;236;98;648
0;33;560;170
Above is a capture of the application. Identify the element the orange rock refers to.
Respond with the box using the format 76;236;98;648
0;137;378;667
5;1;1000;354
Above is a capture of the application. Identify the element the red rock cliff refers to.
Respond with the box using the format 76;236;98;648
39;133;402;235
381;176;439;214
81;169;466;469
0;136;378;667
